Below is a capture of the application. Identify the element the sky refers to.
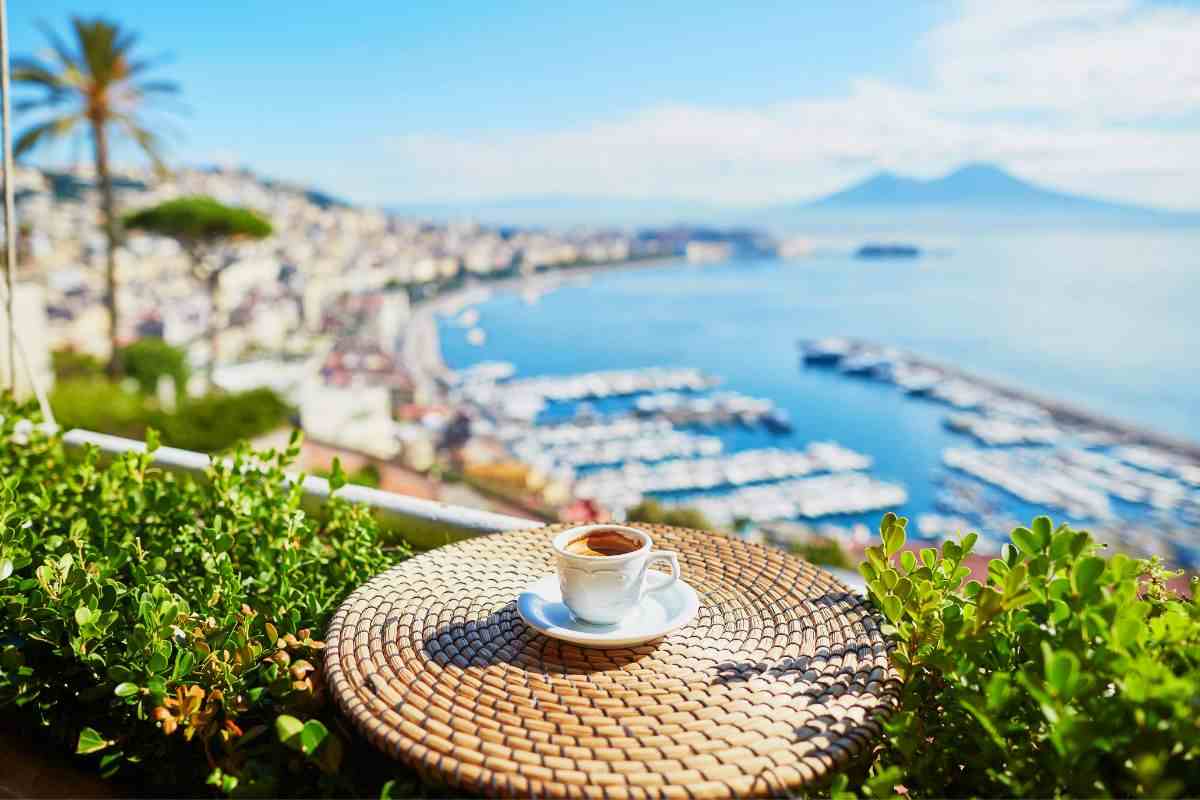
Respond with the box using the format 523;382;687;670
9;0;1200;210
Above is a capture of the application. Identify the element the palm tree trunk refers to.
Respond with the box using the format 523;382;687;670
207;270;220;387
90;118;121;376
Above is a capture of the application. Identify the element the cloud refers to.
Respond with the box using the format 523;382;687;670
927;0;1200;122
377;0;1200;209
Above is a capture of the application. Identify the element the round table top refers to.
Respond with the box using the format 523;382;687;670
325;524;899;799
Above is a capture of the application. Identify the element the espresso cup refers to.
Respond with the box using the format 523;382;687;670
552;524;681;625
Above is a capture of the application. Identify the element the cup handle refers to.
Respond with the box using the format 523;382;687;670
644;551;680;593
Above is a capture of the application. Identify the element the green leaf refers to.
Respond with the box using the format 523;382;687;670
1050;528;1074;561
900;551;916;572
881;595;903;622
1031;516;1053;549
960;698;1005;749
961;531;979;555
882;515;906;557
173;650;195;680
881;568;899;590
1045;649;1080;698
75;606;93;626
76;727;111;755
920;548;936;569
1011;526;1038;556
299;719;330;756
1004;563;1028;596
829;773;853;800
1072;556;1105;595
0;558;12;581
113;682;140;698
865;546;886;575
1114;616;1142;650
328;458;347;491
147;652;168;674
859;561;878;582
941;540;961;563
275;714;304;748
1004;590;1037;610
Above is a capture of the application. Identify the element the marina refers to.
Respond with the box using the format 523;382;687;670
664;473;909;526
573;443;870;502
800;337;1200;459
429;250;1199;570
435;338;1200;566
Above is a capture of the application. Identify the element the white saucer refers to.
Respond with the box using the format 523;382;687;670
517;574;700;648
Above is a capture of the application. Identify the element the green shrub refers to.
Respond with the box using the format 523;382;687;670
156;387;293;453
625;498;713;530
790;536;851;569
0;398;418;796
50;379;292;454
118;338;190;395
315;462;381;489
850;513;1200;799
51;348;105;381
49;377;153;440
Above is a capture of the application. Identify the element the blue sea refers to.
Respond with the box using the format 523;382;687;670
439;228;1200;538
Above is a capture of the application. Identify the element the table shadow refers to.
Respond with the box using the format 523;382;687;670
422;600;653;674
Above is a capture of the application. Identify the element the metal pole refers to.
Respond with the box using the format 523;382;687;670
0;0;54;426
0;0;17;390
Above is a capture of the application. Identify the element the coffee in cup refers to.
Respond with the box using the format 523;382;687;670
563;529;642;558
552;524;681;625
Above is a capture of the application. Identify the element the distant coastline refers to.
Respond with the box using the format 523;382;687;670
403;254;685;396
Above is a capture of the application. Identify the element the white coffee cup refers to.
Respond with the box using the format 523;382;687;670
552;524;681;625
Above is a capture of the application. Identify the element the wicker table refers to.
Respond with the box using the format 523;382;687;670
326;524;899;799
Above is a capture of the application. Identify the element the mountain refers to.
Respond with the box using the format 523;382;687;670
796;163;1192;220
388;164;1197;229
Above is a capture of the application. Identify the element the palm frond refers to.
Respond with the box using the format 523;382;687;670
126;52;175;78
113;29;140;58
35;19;80;71
14;97;65;113
11;57;67;91
72;17;122;87
14;115;83;158
115;116;169;175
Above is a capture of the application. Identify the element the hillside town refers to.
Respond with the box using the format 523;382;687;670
5;163;799;529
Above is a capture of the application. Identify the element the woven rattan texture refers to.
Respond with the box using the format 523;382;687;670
326;524;899;799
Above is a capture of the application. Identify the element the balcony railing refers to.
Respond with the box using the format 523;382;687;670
62;428;543;549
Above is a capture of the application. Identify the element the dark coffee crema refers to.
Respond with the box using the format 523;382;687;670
564;529;641;557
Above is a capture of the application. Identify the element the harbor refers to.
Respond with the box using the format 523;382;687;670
799;336;1200;565
802;337;1200;461
407;259;1200;569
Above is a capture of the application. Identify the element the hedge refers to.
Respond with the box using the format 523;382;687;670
50;378;292;454
0;399;427;797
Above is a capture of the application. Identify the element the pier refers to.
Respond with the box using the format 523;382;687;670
802;337;1200;461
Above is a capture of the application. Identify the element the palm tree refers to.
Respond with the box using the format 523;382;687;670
13;18;179;374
